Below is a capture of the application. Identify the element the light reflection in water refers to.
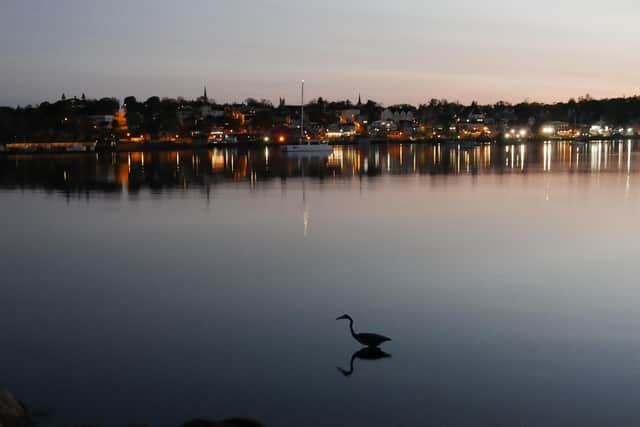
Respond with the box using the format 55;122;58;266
1;141;640;194
6;143;640;427
627;141;632;176
619;142;624;170
511;144;515;169
543;142;552;172
569;145;572;168
627;140;632;193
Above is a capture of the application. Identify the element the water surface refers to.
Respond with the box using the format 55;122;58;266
2;142;640;426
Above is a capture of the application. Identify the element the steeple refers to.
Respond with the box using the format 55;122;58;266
203;86;208;102
357;93;362;106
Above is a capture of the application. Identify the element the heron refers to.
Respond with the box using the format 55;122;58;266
337;347;391;377
336;314;391;347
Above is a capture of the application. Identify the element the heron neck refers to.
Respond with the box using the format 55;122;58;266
349;319;356;338
349;352;357;373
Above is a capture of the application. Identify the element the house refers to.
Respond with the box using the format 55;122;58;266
380;107;415;123
177;106;194;125
199;105;225;119
588;122;617;137
326;123;357;139
339;109;360;124
540;121;573;137
89;115;114;129
369;120;398;137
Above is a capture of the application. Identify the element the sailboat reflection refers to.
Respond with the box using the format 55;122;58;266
337;347;391;377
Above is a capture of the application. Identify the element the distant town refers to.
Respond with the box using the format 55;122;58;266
2;89;640;152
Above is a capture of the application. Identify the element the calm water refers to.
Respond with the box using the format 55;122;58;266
2;142;640;427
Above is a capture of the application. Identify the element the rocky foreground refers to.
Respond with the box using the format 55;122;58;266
0;390;264;427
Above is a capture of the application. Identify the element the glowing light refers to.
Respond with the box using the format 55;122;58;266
542;126;554;135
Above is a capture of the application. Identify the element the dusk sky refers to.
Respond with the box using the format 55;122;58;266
2;0;640;107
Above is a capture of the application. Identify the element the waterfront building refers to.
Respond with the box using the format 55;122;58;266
326;123;357;139
381;107;415;123
89;115;115;129
369;120;398;137
589;122;612;137
339;109;361;124
199;105;225;119
540;121;573;137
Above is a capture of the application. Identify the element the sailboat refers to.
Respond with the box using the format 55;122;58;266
282;80;333;154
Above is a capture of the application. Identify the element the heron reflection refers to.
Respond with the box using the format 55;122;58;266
337;347;391;377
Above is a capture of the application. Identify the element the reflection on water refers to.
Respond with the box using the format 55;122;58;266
5;140;640;427
337;347;392;377
1;141;639;195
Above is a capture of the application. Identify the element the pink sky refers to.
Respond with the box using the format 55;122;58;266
2;0;640;106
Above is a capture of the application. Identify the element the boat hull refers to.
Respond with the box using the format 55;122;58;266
282;144;333;153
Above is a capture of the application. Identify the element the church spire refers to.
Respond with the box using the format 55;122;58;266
357;93;362;106
203;85;208;102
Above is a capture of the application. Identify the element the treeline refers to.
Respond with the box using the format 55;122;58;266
2;93;640;142
0;95;119;142
417;95;640;129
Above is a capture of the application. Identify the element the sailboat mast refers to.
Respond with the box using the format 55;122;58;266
301;80;305;143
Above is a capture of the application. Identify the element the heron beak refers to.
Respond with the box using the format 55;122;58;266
336;315;347;320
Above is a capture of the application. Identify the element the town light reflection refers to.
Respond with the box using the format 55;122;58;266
543;142;551;172
1;141;638;194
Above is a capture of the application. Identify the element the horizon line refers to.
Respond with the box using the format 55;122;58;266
3;91;639;109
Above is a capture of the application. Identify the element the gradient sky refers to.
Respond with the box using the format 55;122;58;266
2;0;640;107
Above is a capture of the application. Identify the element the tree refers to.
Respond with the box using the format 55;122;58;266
253;110;274;131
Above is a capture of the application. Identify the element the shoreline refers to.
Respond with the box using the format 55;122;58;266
1;135;639;155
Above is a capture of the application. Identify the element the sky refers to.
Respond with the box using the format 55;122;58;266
1;0;640;107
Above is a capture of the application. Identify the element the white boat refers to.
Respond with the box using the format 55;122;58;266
281;80;333;155
66;144;87;152
282;140;333;153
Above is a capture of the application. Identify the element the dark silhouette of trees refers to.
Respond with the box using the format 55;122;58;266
3;93;640;143
252;110;274;131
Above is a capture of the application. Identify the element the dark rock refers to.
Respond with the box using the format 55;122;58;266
0;390;31;427
222;418;264;427
220;420;264;427
181;418;264;427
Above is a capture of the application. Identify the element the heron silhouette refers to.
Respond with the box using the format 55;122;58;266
337;347;391;377
336;314;391;347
